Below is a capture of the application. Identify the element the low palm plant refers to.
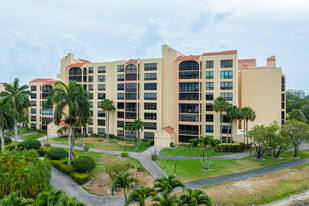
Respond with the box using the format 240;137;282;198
112;173;139;202
100;99;116;140
125;186;157;206
179;188;212;206
151;190;179;206
154;175;185;194
123;119;144;150
35;189;86;206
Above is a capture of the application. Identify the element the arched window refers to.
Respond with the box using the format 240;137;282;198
179;61;199;79
179;61;199;71
125;64;137;73
83;68;87;75
42;85;53;99
125;64;137;81
69;67;82;82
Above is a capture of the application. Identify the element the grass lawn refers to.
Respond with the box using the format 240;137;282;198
21;133;44;141
157;150;309;182
160;146;231;157
201;163;309;206
45;137;149;152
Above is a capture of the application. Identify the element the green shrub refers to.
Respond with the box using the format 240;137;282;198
73;156;95;173
151;154;158;161
83;146;89;152
70;173;91;185
109;134;125;141
147;140;154;147
170;142;174;147
137;166;147;173
106;162;133;180
121;152;129;157
45;143;51;147
214;143;245;153
179;143;190;147
36;129;47;134
36;148;52;156
50;160;74;175
0;136;12;145
47;149;69;160
6;145;16;151
18;140;41;149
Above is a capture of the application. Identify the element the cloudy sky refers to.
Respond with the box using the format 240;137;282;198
0;0;308;93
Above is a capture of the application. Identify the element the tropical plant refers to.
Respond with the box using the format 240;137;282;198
178;188;213;206
100;99;116;140
124;119;144;150
213;97;229;143
125;186;157;206
151;190;179;206
0;191;34;206
226;105;240;143
0;78;32;148
154;175;185;194
190;136;220;170
111;172;139;202
0;97;15;151
241;107;256;145
289;109;307;122
44;80;90;165
247;125;268;158
281;120;309;157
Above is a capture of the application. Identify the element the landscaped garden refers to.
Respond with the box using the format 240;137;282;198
160;146;231;157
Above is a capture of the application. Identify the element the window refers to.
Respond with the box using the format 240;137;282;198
125;131;136;138
88;84;93;91
69;67;82;82
31;123;36;129
221;82;233;90
179;71;199;79
125;103;137;111
221;125;232;134
42;109;53;115
88;67;93;74
144;103;157;110
179;135;196;143
144;122;157;130
144;113;157;120
98;66;106;73
117;93;124;100
281;94;285;102
98;111;105;117
117;121;124;128
282;102;285;109
117;112;124;118
125;93;137;100
126;74;137;81
31;93;36;99
221;93;233;101
206;82;214;90
282;111;285;120
179;104;199;113
126;83;137;92
117;74;124;81
117;130;124;137
98;84;106;91
144;83;157;90
126;112;137;119
31;101;36;106
206;93;214;100
117;65;124;72
90;102;93;108
179;124;199;135
220;71;233;79
206;125;213;133
98;75;106;82
206;104;213;111
222;115;230;123
179;82;199;92
145;93;157;100
179;114;199;122
144;132;154;139
31;86;36;91
221;59;233;68
88;76;93;82
206;71;214;79
144;63;157;71
206;114;214;122
88;119;93;125
31;108;36;114
117;84;124;91
144;73;157;80
98;128;105;135
206;60;214;69
98;93;106;99
88;127;93;134
126;64;137;73
117;102;124;109
179;93;199;100
98;119;105;126
179;61;199;71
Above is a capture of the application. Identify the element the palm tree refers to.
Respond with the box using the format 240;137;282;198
0;97;15;151
111;173;139;202
100;99;116;140
151;190;179;206
213;97;229;143
35;189;86;206
0;78;31;148
226;106;240;143
44;81;90;165
125;186;157;206
241;107;256;145
246;109;256;146
124;119;144;150
179;188;213;206
154;175;185;194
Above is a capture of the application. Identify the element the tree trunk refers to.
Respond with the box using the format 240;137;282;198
243;119;246;144
124;189;127;202
1;128;4;152
68;126;72;165
220;111;222;144
227;119;232;143
106;111;109;140
294;145;299;158
246;119;249;147
14;119;18;149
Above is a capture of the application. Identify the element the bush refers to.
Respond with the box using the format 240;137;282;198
47;149;69;160
70;173;91;185
18;140;41;149
36;129;47;134
147;140;154;147
170;142;174;147
51;160;74;175
0;136;12;145
73;156;96;173
36;148;52;157
214;143;245;153
109;134;125;141
151;154;158;161
137;166;147;173
45;143;51;147
121;152;129;157
6;145;16;151
106;162;133;180
179;143;190;147
83;146;89;152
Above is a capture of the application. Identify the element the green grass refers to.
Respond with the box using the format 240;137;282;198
21;133;44;141
157;150;309;182
160;146;231;157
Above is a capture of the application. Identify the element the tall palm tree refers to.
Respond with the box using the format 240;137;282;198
179;188;213;206
241;107;256;145
124;119;144;150
0;97;15;151
154;175;185;194
246;108;256;146
44;81;90;165
100;99;115;140
0;78;31;148
226;105;240;143
151;190;179;206
213;97;229;143
125;186;157;206
111;173;139;202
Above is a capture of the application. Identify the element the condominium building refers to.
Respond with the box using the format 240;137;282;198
29;45;286;147
286;89;305;99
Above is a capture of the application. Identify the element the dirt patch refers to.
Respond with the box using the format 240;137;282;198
99;154;126;164
84;168;154;197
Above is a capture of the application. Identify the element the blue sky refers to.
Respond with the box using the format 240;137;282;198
0;0;308;94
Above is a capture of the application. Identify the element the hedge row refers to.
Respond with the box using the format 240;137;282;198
178;142;245;153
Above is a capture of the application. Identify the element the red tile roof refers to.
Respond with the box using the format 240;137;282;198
59;120;66;126
42;80;58;86
162;126;174;134
66;63;86;68
202;50;237;56
78;58;91;63
238;59;256;63
267;57;276;61
175;55;201;61
30;78;53;82
125;59;139;64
